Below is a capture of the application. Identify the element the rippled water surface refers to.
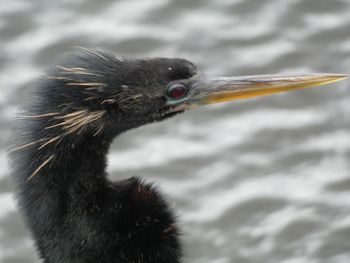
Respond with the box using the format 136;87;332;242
1;0;350;262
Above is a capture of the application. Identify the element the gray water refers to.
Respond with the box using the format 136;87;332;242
0;0;350;262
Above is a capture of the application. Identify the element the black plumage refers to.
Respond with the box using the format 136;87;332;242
10;49;196;263
9;48;345;263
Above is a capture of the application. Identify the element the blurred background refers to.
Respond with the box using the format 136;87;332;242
0;0;350;262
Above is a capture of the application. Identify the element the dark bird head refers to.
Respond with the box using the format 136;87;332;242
31;48;346;142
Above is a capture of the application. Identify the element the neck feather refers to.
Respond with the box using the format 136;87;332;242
10;109;182;263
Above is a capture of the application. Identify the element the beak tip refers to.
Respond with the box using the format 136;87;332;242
338;73;348;79
332;73;347;78
323;73;348;84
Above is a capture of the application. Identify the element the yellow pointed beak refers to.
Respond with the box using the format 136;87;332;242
201;74;347;104
195;73;347;105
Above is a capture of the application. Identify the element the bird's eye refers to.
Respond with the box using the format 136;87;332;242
166;83;188;100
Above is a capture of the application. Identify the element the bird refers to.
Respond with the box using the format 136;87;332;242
9;48;346;263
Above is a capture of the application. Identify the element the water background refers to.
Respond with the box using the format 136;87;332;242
0;0;350;262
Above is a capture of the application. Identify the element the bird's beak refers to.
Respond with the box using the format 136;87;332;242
169;73;347;112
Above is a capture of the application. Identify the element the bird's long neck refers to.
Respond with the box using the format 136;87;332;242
13;118;112;234
15;116;112;186
11;115;181;263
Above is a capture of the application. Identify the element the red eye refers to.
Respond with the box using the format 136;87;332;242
166;83;188;100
